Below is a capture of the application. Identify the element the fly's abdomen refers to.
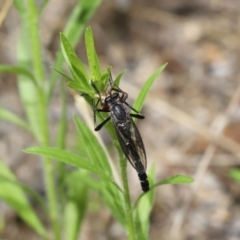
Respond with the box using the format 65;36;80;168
138;173;149;192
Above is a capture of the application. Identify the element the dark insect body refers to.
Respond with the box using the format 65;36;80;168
85;75;149;192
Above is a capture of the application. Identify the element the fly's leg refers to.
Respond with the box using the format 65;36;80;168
130;113;145;119
124;101;145;119
90;80;113;131
94;108;111;131
112;86;145;119
95;116;111;131
81;93;100;125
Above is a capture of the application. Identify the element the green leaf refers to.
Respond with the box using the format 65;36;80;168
69;54;88;81
228;168;240;183
60;33;78;69
85;27;101;82
0;108;32;133
24;147;112;182
55;80;67;150
74;116;112;174
49;0;101;99
0;65;35;81
133;63;168;113
74;118;125;224
64;201;82;240
99;68;110;90
39;0;49;14
74;116;124;191
114;69;127;87
0;64;38;88
71;64;89;89
17;27;43;143
0;159;46;237
60;36;92;94
64;171;89;240
69;171;125;225
153;175;194;187
68;81;94;95
133;174;193;210
63;0;102;41
52;68;74;82
13;0;26;19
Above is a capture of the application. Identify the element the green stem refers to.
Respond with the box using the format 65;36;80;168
25;0;60;239
56;80;68;211
39;89;60;240
26;0;45;84
118;149;135;240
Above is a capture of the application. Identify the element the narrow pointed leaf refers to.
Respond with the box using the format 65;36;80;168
228;168;240;183
0;159;46;237
114;69;127;87
0;108;32;133
153;175;194;188
85;27;101;81
60;33;77;69
52;68;74;82
133;63;168;113
68;81;94;95
24;147;111;182
69;53;88;81
49;0;101;99
0;65;35;81
64;171;89;240
74;116;112;175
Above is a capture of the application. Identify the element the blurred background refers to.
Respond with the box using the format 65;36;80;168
1;0;240;239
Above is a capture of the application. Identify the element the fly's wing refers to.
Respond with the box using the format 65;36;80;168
114;118;147;173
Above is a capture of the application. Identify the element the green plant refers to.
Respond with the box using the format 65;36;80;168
0;1;193;239
0;1;101;239
228;168;240;183
25;27;193;240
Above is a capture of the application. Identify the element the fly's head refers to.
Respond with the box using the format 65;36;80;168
105;92;120;107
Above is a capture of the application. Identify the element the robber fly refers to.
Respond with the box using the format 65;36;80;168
85;74;149;192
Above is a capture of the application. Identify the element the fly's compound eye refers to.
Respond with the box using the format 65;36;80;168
112;93;119;97
111;93;119;101
105;93;119;103
105;95;111;103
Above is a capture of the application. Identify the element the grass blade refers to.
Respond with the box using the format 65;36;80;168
0;65;35;81
24;147;112;182
0;108;32;133
134;175;194;209
64;171;89;240
0;159;46;238
153;175;194;186
133;63;168;113
74;116;112;175
228;168;240;183
48;0;102;100
85;27;101;82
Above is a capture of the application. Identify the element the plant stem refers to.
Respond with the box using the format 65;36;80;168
26;0;45;85
25;0;60;239
118;149;135;240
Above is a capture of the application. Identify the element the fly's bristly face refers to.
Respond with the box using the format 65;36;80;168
105;92;120;107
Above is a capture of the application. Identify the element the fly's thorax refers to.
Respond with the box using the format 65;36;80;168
111;103;127;121
104;93;127;120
